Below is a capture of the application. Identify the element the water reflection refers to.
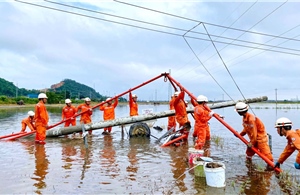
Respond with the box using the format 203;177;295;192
100;135;119;180
127;137;140;180
80;137;93;181
32;144;49;194
21;140;35;155
237;170;273;195
61;138;78;170
168;143;189;192
1;104;300;194
127;137;151;181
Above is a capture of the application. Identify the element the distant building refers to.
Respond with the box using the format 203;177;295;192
27;94;38;98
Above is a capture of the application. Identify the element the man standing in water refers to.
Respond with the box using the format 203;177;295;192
99;97;118;135
274;117;300;170
167;95;176;132
235;102;274;170
129;92;138;116
173;89;191;134
34;93;49;145
191;95;213;150
62;99;77;127
77;97;93;135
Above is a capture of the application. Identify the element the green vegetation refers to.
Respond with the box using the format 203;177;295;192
0;77;127;104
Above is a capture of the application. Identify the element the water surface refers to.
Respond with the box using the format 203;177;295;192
0;103;299;194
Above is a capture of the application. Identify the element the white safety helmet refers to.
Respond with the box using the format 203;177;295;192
106;98;111;101
197;95;208;103
275;117;292;128
65;99;72;104
132;94;137;98
38;93;48;99
174;91;180;97
28;111;35;117
84;97;91;102
235;102;248;113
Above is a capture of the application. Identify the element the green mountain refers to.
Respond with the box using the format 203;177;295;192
0;77;39;97
50;79;102;100
0;78;126;101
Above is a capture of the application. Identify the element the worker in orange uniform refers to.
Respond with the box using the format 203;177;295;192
274;117;300;170
235;102;274;170
191;95;213;150
173;89;191;134
62;99;77;127
129;92;138;116
167;95;176;132
100;97;118;135
34;93;49;145
20;110;36;133
77;97;93;135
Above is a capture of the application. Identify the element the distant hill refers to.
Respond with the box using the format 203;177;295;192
0;77;126;101
50;79;102;100
0;77;40;97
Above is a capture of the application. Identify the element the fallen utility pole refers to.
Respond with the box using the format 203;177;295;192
46;96;267;137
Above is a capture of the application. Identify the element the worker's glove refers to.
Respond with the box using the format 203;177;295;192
294;162;300;169
274;162;280;169
89;108;93;112
247;142;252;148
209;111;214;117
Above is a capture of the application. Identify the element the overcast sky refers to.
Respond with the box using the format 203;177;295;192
1;0;300;101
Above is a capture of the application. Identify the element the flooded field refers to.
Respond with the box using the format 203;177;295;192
0;103;300;194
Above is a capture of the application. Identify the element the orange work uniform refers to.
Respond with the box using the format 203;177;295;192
240;112;273;162
277;129;300;164
129;93;138;116
191;98;212;149
77;103;93;124
21;116;36;132
62;105;77;127
34;101;49;142
99;99;118;132
173;91;189;128
167;96;176;131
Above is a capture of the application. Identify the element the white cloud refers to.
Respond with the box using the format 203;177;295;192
1;1;300;101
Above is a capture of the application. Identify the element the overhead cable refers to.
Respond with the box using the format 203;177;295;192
182;23;234;101
114;0;300;42
15;0;300;57
44;0;299;53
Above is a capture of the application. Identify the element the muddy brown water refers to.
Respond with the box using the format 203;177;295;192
0;103;300;194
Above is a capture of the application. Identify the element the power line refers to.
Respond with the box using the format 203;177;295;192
44;0;300;53
183;23;234;101
114;0;300;42
15;0;300;57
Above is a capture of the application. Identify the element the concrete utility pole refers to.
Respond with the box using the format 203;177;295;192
47;96;268;137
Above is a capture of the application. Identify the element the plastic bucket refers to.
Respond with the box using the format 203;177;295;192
193;158;205;177
204;162;226;187
188;148;204;166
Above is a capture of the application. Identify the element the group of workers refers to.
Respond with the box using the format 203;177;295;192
20;92;138;143
20;90;299;170
167;89;300;171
